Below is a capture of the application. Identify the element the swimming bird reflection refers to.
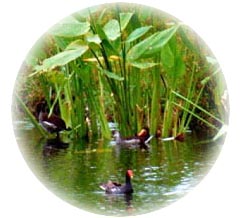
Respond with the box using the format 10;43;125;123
103;193;134;214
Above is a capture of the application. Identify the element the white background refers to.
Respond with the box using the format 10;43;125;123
1;0;240;218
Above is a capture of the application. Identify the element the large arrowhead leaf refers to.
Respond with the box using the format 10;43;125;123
50;16;90;37
103;19;121;41
127;25;179;61
120;13;133;30
34;45;89;72
126;26;152;43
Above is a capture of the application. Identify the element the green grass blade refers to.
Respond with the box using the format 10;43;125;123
172;101;220;131
172;90;224;125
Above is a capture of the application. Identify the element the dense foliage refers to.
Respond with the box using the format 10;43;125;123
14;3;228;140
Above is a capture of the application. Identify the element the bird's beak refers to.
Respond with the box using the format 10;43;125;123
137;129;146;137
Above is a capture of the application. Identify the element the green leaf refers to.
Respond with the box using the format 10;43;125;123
99;68;124;81
103;19;120;41
178;26;200;55
127;32;158;61
86;34;102;45
130;62;159;69
126;26;152;43
175;55;186;78
96;23;108;40
35;45;89;72
144;25;180;56
120;13;133;30
127;25;179;61
50;17;90;37
161;37;185;80
161;44;175;69
45;70;67;86
95;24;119;55
65;39;85;50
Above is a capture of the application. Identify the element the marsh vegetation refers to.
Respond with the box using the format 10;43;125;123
13;4;228;142
12;4;229;215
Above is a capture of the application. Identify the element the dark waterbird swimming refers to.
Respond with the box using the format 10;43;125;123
100;170;134;194
113;127;153;147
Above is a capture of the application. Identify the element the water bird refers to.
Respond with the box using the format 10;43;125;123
100;170;134;194
37;102;71;139
113;127;153;146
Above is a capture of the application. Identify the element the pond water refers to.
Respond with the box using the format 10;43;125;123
14;121;222;216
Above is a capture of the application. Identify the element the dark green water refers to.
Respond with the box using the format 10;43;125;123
14;121;222;216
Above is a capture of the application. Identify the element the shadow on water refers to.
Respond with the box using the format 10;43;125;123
15;122;223;216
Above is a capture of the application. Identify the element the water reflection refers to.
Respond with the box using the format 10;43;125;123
125;193;134;212
102;193;134;214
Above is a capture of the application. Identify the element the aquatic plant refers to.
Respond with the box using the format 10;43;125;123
14;4;228;140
